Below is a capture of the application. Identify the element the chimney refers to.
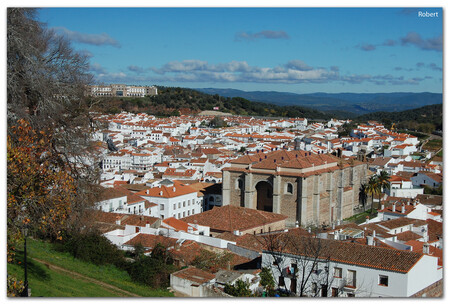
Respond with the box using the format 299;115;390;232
146;190;149;194
407;200;411;206
308;227;311;234
160;191;163;196
392;203;396;213
295;221;299;228
373;230;376;238
115;216;121;225
423;243;430;254
332;222;335;230
367;235;374;246
173;187;176;192
146;221;150;228
233;230;240;236
381;203;385;210
188;226;193;233
365;216;369;224
334;230;339;240
401;204;405;214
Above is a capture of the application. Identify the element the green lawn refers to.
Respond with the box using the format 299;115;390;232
8;260;128;297
7;238;174;297
344;209;377;224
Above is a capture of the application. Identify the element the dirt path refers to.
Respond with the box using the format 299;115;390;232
32;258;142;297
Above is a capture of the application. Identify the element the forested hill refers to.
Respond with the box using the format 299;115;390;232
355;104;443;132
91;86;349;120
197;88;442;115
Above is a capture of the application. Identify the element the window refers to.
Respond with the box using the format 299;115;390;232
183;212;185;217
286;183;293;194
160;204;164;211
183;201;186;207
237;178;243;190
311;283;318;295
321;284;328;297
278;276;285;287
347;270;356;288
188;200;191;206
178;202;181;208
312;263;319;274
173;203;176;210
187;210;190;216
334;267;342;278
379;275;389;286
332;288;339;297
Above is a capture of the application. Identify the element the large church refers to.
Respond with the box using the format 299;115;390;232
222;149;369;228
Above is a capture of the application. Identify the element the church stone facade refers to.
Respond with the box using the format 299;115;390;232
222;149;369;228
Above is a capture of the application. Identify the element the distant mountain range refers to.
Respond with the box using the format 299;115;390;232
197;88;442;115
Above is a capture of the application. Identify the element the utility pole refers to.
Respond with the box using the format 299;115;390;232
20;225;29;297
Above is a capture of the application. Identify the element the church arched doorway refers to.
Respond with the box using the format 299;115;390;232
255;181;273;212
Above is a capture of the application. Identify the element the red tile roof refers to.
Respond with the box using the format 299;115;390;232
181;205;287;233
136;180;197;198
123;234;178;249
265;235;424;273
163;217;197;232
171;267;215;285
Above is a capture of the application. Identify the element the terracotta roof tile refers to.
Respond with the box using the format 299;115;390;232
171;267;215;285
265;235;424;273
181;205;287;233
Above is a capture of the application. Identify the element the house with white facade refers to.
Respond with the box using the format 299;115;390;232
411;172;443;188
136;181;202;220
387;176;424;198
262;234;442;297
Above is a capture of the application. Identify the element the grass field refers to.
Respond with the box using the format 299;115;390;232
7;238;174;297
344;209;377;225
423;139;443;151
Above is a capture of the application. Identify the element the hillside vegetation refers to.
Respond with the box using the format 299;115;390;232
89;86;340;120
7;238;174;297
198;88;442;115
355;104;442;133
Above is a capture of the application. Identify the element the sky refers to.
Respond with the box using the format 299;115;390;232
32;7;442;94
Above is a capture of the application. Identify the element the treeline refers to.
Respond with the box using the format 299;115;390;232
90;86;336;120
355;104;442;133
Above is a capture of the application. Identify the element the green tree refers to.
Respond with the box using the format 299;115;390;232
224;279;253;297
209;116;228;128
366;175;381;214
259;267;275;295
359;183;368;209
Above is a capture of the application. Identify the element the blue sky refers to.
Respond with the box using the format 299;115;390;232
38;7;443;94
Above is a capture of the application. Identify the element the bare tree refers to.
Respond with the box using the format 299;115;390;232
7;8;100;240
257;229;340;297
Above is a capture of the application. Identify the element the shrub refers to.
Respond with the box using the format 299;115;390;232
62;231;124;266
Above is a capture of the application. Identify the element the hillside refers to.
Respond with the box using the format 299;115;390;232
355;104;443;132
7;238;173;297
197;88;442;115
89;86;347;120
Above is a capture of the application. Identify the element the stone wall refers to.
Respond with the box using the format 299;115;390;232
224;163;368;228
411;279;443;297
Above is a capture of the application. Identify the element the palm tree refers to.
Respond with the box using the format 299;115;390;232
359;183;368;210
365;176;381;214
377;170;391;194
